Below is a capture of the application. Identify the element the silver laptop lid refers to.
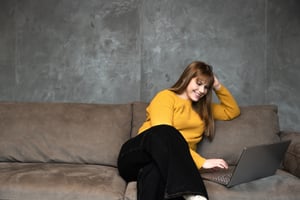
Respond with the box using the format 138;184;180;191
227;140;291;187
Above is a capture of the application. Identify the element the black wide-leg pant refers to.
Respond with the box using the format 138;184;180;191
117;125;208;200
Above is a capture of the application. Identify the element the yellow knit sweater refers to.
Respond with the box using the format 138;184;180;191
138;84;240;169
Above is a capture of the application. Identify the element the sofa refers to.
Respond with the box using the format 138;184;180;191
0;101;299;200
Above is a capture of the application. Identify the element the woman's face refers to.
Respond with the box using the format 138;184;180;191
180;76;210;102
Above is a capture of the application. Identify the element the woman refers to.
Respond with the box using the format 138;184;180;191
118;61;240;200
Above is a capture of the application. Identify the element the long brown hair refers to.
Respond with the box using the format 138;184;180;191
170;61;215;140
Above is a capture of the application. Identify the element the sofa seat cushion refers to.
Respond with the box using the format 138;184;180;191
124;170;300;200
204;169;300;200
124;181;138;200
0;162;126;200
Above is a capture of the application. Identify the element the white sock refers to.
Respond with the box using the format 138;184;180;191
183;194;208;200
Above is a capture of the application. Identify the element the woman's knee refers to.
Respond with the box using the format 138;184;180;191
150;124;179;135
147;125;187;144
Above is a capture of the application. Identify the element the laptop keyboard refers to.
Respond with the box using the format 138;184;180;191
200;166;235;186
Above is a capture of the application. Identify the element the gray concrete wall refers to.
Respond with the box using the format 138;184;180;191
0;0;299;131
0;0;141;103
266;0;300;132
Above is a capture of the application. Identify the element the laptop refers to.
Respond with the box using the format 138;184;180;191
200;140;291;187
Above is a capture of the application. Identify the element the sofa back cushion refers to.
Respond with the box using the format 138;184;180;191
0;102;132;167
132;103;281;165
131;102;148;136
197;105;281;165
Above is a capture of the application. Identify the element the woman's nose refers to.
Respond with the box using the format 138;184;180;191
198;86;205;93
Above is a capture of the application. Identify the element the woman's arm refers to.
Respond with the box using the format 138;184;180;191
212;76;240;120
190;149;206;169
200;76;240;169
191;148;228;169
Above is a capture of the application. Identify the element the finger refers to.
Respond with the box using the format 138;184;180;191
219;160;228;168
217;160;228;169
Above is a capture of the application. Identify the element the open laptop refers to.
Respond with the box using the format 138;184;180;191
200;140;291;187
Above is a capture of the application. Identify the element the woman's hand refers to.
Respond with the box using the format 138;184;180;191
213;75;221;90
202;158;228;169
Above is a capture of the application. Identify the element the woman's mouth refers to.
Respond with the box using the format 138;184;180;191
193;91;203;100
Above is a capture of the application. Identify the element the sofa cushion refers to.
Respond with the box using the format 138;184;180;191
0;162;126;200
280;132;300;178
124;182;137;200
197;105;281;165
0;102;132;167
124;170;300;200
204;170;300;200
131;102;148;136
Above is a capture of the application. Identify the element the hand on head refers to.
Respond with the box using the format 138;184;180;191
213;75;221;90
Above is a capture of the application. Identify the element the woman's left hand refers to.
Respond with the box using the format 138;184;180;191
202;158;228;169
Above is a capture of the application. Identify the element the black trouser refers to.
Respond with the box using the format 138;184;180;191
117;125;208;200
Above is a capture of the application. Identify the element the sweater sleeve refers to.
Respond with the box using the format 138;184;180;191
212;84;240;120
190;148;206;169
147;90;175;127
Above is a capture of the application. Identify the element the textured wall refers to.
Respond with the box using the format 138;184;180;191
141;0;266;105
267;0;300;131
0;0;299;131
0;0;141;103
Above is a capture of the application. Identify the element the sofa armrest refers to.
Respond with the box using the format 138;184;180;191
280;131;300;178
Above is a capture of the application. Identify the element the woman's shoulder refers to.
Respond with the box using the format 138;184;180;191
149;89;177;104
155;89;176;99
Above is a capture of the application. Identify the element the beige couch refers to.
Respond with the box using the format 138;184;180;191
0;101;299;200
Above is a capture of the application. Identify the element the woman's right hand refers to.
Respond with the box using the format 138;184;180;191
213;75;222;90
202;158;228;169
